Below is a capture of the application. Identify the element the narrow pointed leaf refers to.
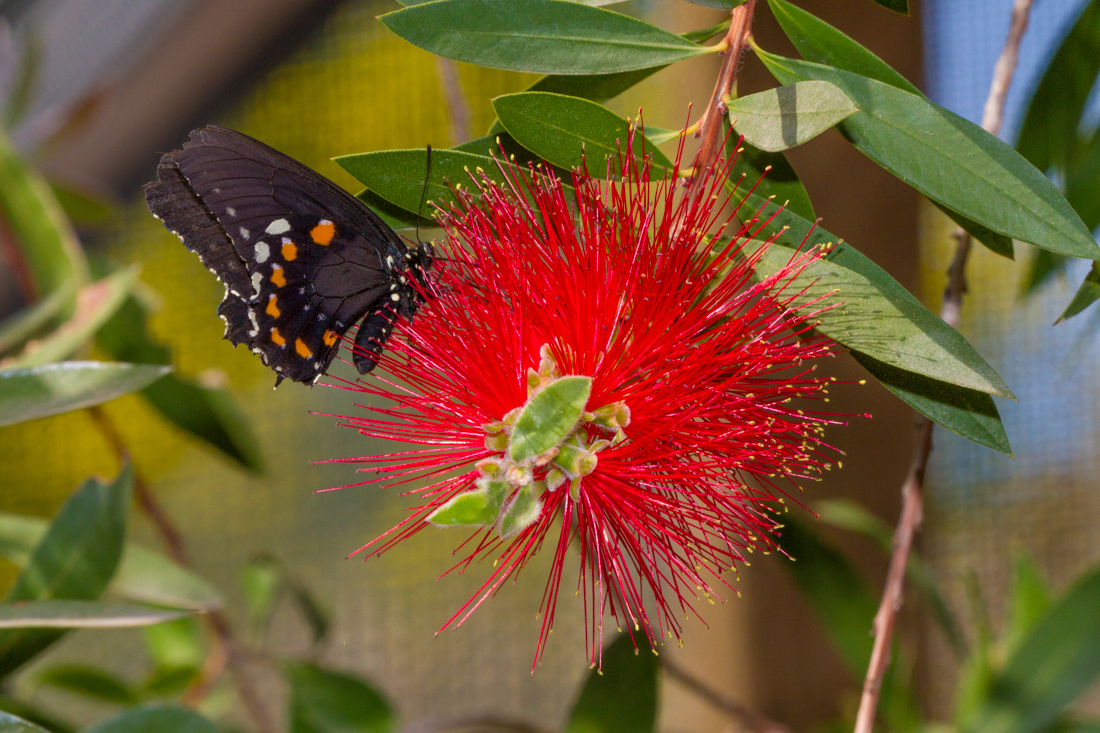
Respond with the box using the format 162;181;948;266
85;706;219;733
47;181;115;225
1022;249;1068;297
0;513;221;611
1017;0;1100;173
565;633;657;733
0;601;189;629
0;282;75;357
288;664;394;733
1059;262;1100;322
767;0;920;95
851;352;1011;455
1066;126;1100;232
1003;555;1052;660
727;136;814;222
2;267;139;369
0;464;131;678
754;48;1100;260
0;361;171;427
493;92;672;177
37;666;137;705
380;0;708;75
871;0;908;13
934;202;1015;260
728;81;857;152
356;189;435;231
742;236;1013;398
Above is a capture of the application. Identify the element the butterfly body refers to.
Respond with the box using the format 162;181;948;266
144;126;432;385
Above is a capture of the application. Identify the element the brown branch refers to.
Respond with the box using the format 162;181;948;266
683;0;756;211
851;3;1033;733
87;406;276;733
661;657;792;733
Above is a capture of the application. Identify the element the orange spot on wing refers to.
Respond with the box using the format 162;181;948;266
266;295;280;318
311;220;335;245
295;338;312;358
271;264;286;288
323;330;338;347
282;240;298;260
271;327;285;346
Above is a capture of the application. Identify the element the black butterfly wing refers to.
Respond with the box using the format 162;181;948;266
145;126;425;384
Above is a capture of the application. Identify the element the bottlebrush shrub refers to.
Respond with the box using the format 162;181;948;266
322;133;849;667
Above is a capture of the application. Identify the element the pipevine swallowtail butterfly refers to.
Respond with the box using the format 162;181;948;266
145;126;433;386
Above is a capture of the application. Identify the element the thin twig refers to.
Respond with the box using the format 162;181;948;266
436;57;472;146
851;3;1033;733
661;657;792;733
683;1;756;212
88;406;276;733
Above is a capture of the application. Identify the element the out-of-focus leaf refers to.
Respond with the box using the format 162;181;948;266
851;352;1011;455
241;555;281;638
565;633;657;733
288;664;394;733
493;92;673;177
1067;127;1100;232
727;135;815;222
36;665;137;704
871;0;908;13
727;81;857;152
0;130;88;303
48;181;116;224
0;601;189;628
1021;249;1068;297
1058;262;1100;322
2;267;139;368
814;497;968;658
0;361;171;427
0;513;221;611
970;565;1100;733
754;47;1100;260
767;0;920;95
680;0;747;8
141;617;203;697
743;237;1013;398
289;583;330;646
0;282;74;357
380;0;710;75
3;29;40;132
1016;0;1100;174
1003;555;1052;661
0;464;131;678
0;711;50;733
84;706;219;733
775;514;876;674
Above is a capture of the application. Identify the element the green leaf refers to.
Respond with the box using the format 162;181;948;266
0;130;88;302
814;498;968;659
527;67;663;106
380;0;710;75
970;565;1100;733
1066;127;1100;232
0;282;75;357
288;583;330;646
0;464;131;678
934;202;1016;260
753;47;1100;260
727;81;857;152
241;555;282;638
492;92;673;177
355;189;434;231
767;0;920;95
288;664;394;733
742;236;1014;398
510;376;592;462
48;181;116;225
426;485;504;527
498;484;542;539
871;0;908;13
775;514;876;674
36;665;138;705
141;617;203;696
1021;249;1068;297
1058;262;1100;322
84;706;219;733
455;131;573;181
3;267;139;368
0;361;171;427
1017;0;1100;174
0;513;221;611
3;30;41;131
1003;555;1052;661
851;352;1012;455
0;712;51;733
727;136;815;222
564;633;657;733
0;601;189;628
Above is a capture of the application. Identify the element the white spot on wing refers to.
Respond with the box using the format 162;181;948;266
266;219;291;235
239;227;250;240
254;241;270;263
251;271;263;295
248;310;259;337
226;207;236;217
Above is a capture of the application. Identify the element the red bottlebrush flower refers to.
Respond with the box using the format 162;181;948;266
322;131;846;667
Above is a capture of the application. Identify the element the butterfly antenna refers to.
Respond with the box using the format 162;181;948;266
416;144;432;248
